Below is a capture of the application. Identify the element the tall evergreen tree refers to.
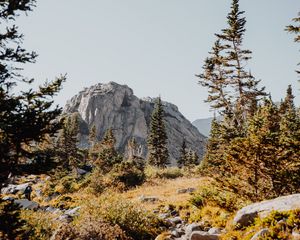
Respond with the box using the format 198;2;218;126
177;139;187;168
94;128;122;173
198;0;265;134
147;97;169;168
285;12;300;79
0;0;65;184
57;115;82;175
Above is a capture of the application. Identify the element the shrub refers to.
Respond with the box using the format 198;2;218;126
20;210;60;240
189;183;247;212
79;194;167;239
0;200;26;240
109;160;145;189
51;220;131;240
145;166;183;180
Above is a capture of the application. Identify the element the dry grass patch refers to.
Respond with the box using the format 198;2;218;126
122;177;207;209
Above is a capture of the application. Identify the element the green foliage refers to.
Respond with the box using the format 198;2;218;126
0;200;26;240
189;183;247;212
224;210;300;240
109;160;145;189
147;97;169;168
0;0;65;183
79;195;166;240
51;221;131;240
145;165;184;179
21;210;59;240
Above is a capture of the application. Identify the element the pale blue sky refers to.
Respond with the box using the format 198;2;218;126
18;0;299;121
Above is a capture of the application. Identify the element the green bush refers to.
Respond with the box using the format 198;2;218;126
189;184;247;212
51;221;131;240
145;166;183;179
109;160;145;189
79;194;167;240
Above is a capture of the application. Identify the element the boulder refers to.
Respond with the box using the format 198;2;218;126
190;231;219;240
250;228;269;240
208;227;223;235
233;194;300;227
2;196;15;201
63;82;207;165
167;216;182;225
14;199;39;210
185;223;203;239
64;206;81;216
1;183;29;194
177;188;196;194
139;195;159;203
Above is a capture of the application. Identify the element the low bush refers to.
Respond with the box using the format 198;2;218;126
145;166;183;180
78;194;167;240
223;210;300;239
109;160;145;189
51;220;131;240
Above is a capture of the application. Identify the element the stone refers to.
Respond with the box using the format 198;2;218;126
2;196;15;201
233;194;300;228
158;213;170;219
185;223;203;239
14;199;39;210
177;188;196;194
250;228;269;240
45;206;62;214
76;168;88;175
167;216;182;225
208;227;222;235
1;183;29;194
63;82;206;165
139;195;159;203
292;231;300;240
64;206;81;216
35;189;42;197
58;214;73;223
190;231;219;240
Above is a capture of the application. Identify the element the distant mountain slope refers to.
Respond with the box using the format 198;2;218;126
63;82;207;165
192;116;222;137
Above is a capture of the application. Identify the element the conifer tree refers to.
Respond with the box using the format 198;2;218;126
177;139;187;168
198;0;265;133
0;0;65;184
286;12;300;79
147;97;169;168
57;115;82;175
95;128;122;173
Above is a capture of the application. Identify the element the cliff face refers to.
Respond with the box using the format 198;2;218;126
63;82;206;165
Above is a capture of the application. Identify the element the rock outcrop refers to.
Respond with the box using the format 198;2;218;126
233;194;300;227
63;82;206;165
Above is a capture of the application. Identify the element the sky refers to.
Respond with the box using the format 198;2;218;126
17;0;300;121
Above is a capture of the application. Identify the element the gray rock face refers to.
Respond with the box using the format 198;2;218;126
190;231;220;240
14;199;39;210
63;82;206;165
233;194;300;228
1;183;29;194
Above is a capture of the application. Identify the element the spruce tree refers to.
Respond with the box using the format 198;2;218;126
198;0;265;133
0;0;65;184
147;97;169;168
57;115;82;175
95;128;122;173
286;12;300;79
177;139;187;168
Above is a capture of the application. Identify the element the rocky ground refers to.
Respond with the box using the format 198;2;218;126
2;173;300;240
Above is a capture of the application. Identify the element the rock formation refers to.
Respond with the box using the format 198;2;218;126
63;82;206;165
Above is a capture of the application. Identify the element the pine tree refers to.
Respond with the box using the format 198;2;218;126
95;128;122;173
285;12;300;79
57;115;82;175
0;0;65;184
147;97;169;168
198;0;265;134
177;139;187;168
